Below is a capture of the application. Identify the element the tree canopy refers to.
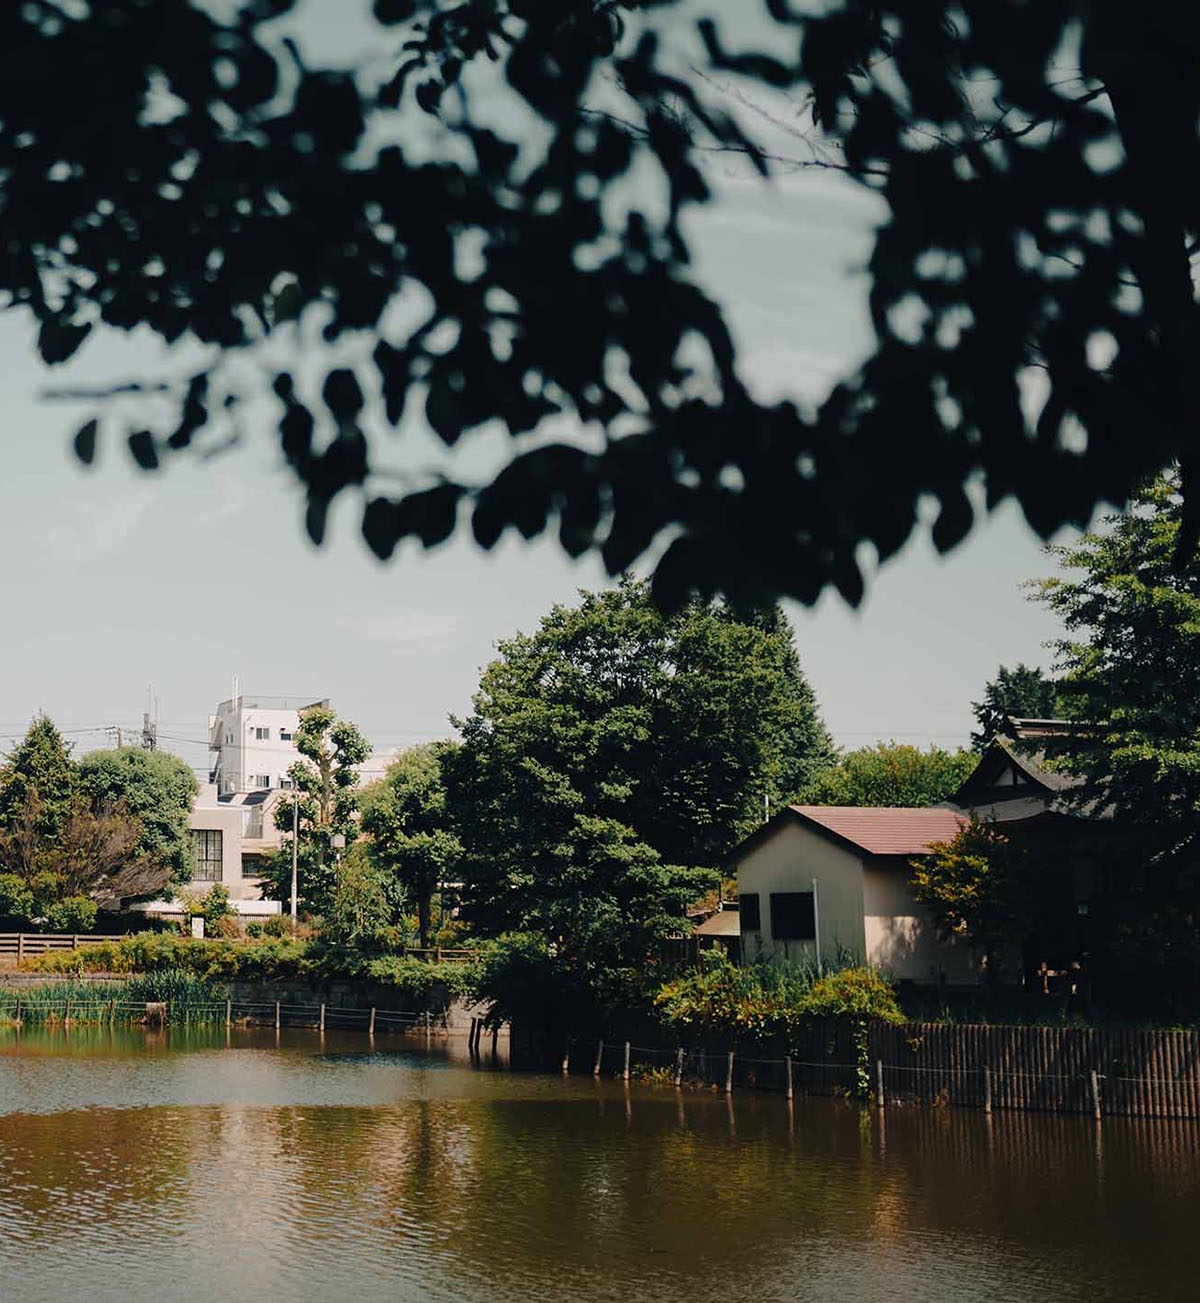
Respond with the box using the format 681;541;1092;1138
262;705;370;913
796;741;975;808
360;742;462;949
76;747;199;887
444;579;832;968
1034;475;1200;854
6;3;1195;606
970;665;1062;750
0;715;76;842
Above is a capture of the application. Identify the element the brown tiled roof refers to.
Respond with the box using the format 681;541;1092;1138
789;805;966;856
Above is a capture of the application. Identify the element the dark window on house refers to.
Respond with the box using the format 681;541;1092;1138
280;730;293;742
192;829;223;882
255;727;270;740
770;892;815;940
740;893;761;931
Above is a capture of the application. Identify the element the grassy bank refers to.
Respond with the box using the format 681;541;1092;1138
21;933;478;999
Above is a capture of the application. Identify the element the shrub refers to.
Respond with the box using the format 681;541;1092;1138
44;895;99;933
0;873;33;925
262;914;292;939
245;921;264;939
201;883;233;931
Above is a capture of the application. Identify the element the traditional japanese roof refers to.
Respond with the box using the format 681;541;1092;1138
787;805;967;856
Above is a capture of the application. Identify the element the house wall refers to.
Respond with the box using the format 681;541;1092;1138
736;821;867;966
861;856;980;984
188;795;253;901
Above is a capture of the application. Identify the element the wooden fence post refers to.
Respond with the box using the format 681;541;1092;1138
785;1055;794;1101
876;1059;885;1109
594;1039;605;1077
725;1051;735;1095
319;1003;326;1032
983;1065;993;1115
623;1041;631;1081
674;1047;684;1089
1091;1069;1102;1121
72;934;79;951
16;934;23;964
225;999;232;1028
369;1007;377;1036
65;995;72;1024
275;1001;281;1031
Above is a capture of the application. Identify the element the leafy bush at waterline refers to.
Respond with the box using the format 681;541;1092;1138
22;933;477;996
653;953;905;1042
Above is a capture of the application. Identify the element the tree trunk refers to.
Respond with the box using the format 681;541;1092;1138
418;891;431;951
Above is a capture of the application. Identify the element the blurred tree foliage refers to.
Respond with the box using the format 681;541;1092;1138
796;741;976;807
4;3;1193;604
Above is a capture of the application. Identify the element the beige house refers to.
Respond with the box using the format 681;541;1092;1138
734;805;977;984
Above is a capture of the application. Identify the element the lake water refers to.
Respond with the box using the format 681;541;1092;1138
0;1025;1195;1302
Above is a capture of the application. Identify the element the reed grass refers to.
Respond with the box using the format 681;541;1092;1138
0;972;232;1026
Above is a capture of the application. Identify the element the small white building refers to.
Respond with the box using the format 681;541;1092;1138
208;695;325;796
733;805;977;984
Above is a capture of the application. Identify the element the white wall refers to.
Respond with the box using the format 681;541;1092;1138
210;701;303;794
187;797;248;899
737;820;867;967
861;857;980;984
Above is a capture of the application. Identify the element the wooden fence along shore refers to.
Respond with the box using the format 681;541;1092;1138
581;1019;1200;1123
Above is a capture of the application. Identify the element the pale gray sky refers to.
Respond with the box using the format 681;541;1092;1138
0;1;1075;778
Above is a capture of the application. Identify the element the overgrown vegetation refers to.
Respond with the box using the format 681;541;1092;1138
0;973;228;1026
22;933;476;997
0;717;197;921
654;953;904;1096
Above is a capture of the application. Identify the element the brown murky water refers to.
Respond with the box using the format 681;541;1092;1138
0;1024;1194;1302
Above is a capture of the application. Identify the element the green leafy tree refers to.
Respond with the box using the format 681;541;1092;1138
797;742;976;808
261;706;370;915
321;844;397;950
0;874;34;926
5;4;1193;608
360;742;462;950
446;580;832;1028
76;748;198;888
971;666;1063;750
1033;475;1200;850
912;819;1043;984
0;716;76;844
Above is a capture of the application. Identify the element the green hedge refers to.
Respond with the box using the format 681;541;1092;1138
23;933;477;996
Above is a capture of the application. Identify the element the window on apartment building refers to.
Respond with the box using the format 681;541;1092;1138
770;892;815;941
242;859;261;879
280;730;293;742
252;774;270;789
192;829;223;882
739;893;761;931
255;727;270;740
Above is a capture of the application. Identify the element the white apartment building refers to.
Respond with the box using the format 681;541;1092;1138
208;695;327;795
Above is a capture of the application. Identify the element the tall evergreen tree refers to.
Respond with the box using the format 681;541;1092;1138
0;716;76;843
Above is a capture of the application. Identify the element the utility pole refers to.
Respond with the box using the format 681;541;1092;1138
290;788;299;936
